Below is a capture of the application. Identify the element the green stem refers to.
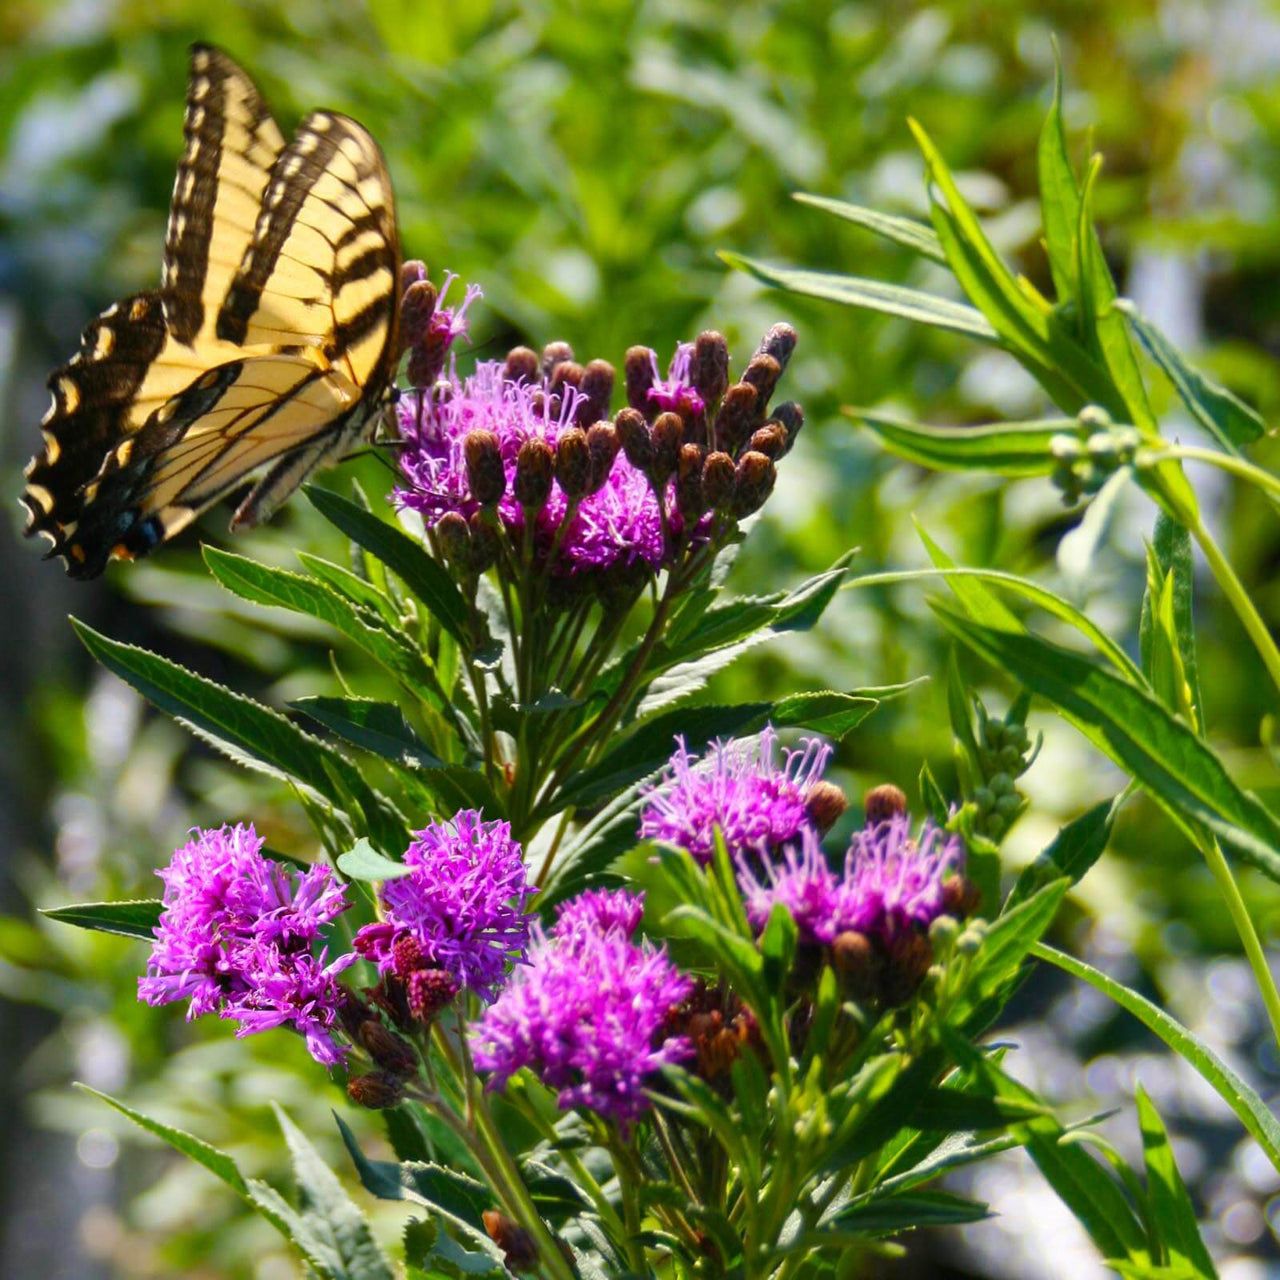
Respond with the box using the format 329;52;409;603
1160;444;1280;506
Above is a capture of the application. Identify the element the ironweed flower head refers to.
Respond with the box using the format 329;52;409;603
138;824;352;1065
351;810;535;1001
646;343;705;420
472;890;693;1130
639;727;836;864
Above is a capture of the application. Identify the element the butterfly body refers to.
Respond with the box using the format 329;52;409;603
22;45;400;578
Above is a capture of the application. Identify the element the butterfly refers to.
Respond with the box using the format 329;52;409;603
21;44;402;579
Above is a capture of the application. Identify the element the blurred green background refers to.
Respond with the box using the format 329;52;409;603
5;1;1280;1276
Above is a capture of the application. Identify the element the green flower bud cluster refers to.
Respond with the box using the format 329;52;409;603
920;914;990;1007
1049;406;1142;505
969;701;1038;841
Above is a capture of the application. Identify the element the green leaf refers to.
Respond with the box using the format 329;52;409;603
821;1190;991;1236
273;1104;397;1280
792;192;947;263
1036;943;1280;1174
41;899;161;940
933;605;1280;884
292;696;444;768
1116;299;1265;451
1006;795;1122;910
1134;1085;1218;1277
306;486;470;642
719;251;997;341
337;837;412;882
851;411;1070;477
298;551;400;627
1138;514;1203;731
204;546;444;707
960;879;1069;1014
71;618;408;854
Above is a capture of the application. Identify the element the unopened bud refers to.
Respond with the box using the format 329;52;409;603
503;346;540;386
514;438;554;511
805;781;849;833
549;360;584;395
692;330;730;406
407;967;459;1022
625;346;657;415
863;784;908;825
435;511;472;570
754;322;798;373
702;451;735;509
541;341;574;378
399;259;427;294
729;450;776;518
407;340;446;389
336;989;377;1041
555;428;591;499
882;932;934;1006
391;933;425;978
676;443;706;524
347;1071;404;1110
468;513;500;573
831;930;881;1002
715;382;758;453
483;1212;539;1274
616;407;653;470
771;401;804;450
650;412;684;481
748;422;787;460
464;429;506;505
586;422;620;492
400;279;439;351
358;1021;417;1075
578;359;615;424
741;354;782;417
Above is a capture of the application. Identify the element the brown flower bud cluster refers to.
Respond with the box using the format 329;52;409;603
659;981;762;1090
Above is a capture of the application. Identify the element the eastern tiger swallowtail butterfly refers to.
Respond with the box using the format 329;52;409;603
21;44;401;579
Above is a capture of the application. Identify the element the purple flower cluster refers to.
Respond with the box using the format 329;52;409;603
736;816;963;947
472;889;693;1130
139;824;353;1066
352;811;535;1001
396;356;672;575
639;727;832;863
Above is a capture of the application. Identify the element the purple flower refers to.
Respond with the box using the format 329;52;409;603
639;727;833;863
472;890;693;1130
736;815;964;947
139;824;352;1065
646;343;704;418
427;270;483;349
351;811;535;1001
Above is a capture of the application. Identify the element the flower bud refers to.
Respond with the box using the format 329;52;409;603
503;345;540;386
676;443;706;524
391;933;425;978
882;932;934;1006
941;874;982;919
863;783;908;825
336;988;378;1041
804;781;849;833
702;451;736;510
358;1020;417;1075
483;1212;539;1275
650;412;684;482
771;401;804;451
464;429;506;505
555;427;591;499
928;914;960;952
715;382;758;453
399;259;427;294
616;407;653;470
741;354;782;417
435;511;472;571
578;358;615;424
728;450;776;518
399;279;439;352
407;341;446;389
748;422;787;460
407;967;459;1022
831;930;882;1002
586;422;620;492
468;513;500;573
692;330;730;406
754;322;798;373
514;438;554;511
347;1071;404;1110
549;360;584;395
541;341;574;378
625;345;657;415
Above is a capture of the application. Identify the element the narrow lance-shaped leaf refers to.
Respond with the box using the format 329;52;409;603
791;192;948;264
850;410;1071;477
1138;513;1204;730
42;900;162;940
